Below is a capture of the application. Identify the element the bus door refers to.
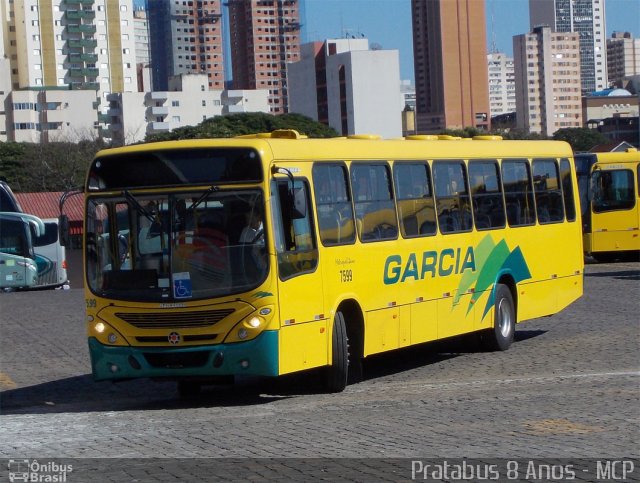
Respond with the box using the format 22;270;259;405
590;164;640;253
270;174;327;374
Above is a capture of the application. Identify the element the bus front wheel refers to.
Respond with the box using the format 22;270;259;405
325;311;348;392
481;283;515;351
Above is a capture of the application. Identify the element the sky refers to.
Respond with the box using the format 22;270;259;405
302;0;640;81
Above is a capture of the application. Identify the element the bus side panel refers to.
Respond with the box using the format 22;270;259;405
364;307;400;356
410;300;438;345
556;274;583;313
437;294;475;340
278;320;328;375
516;280;557;321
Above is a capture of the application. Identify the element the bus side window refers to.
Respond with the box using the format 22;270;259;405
433;161;473;234
393;162;436;237
350;163;398;242
272;178;318;280
559;159;576;222
502;160;536;227
312;163;356;246
468;160;506;230
533;159;564;224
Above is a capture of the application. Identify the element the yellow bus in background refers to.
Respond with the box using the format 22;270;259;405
575;150;640;262
80;131;583;395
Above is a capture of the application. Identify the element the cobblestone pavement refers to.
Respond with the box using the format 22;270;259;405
0;262;638;481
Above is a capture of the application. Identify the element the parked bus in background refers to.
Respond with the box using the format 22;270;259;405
77;130;583;396
0;180;22;212
32;218;69;289
0;212;45;290
575;149;640;262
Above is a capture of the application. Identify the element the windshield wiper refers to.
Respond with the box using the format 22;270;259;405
123;190;155;223
187;185;219;212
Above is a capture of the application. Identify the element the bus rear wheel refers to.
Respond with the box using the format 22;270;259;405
481;283;515;351
325;311;348;392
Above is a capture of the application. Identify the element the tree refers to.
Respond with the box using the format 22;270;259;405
552;127;608;152
0;142;27;189
144;112;338;143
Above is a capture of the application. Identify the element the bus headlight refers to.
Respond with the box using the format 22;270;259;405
108;333;118;344
90;320;127;346
94;322;105;333
224;313;269;343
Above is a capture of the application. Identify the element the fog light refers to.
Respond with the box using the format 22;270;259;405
108;333;117;344
248;317;261;328
240;360;250;368
109;364;118;373
238;328;248;340
95;322;105;333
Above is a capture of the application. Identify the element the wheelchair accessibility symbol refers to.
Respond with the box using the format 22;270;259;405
173;272;192;299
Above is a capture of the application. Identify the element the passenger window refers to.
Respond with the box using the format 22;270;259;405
433;161;472;233
393;162;436;237
559;159;576;222
272;178;318;280
502;160;535;227
468;160;506;230
592;169;636;213
351;163;398;242
532;159;564;223
312;163;355;246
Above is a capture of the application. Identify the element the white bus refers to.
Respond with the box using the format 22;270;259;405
0;212;44;290
32;218;70;289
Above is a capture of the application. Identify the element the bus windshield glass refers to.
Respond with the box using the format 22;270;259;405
86;189;267;301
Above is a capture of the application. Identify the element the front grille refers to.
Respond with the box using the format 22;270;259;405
135;334;218;344
143;351;209;369
116;308;234;329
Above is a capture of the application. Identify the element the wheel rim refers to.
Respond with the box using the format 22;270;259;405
497;298;513;338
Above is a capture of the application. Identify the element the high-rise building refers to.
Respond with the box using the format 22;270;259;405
227;0;301;114
411;0;490;133
288;39;402;138
487;53;516;118
1;0;138;141
529;0;607;95
607;32;640;87
3;0;137;96
133;8;150;67
513;26;582;136
147;0;225;91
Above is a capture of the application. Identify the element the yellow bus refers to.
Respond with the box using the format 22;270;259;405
575;149;640;262
79;130;583;395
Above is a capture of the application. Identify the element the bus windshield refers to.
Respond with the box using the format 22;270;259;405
86;189;267;301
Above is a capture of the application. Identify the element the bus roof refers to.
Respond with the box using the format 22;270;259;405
96;131;575;164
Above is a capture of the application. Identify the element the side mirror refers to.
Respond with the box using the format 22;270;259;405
292;187;307;219
59;214;71;247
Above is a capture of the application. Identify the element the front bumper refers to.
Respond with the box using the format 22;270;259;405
88;330;279;381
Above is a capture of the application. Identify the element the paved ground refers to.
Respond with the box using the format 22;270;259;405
0;261;638;481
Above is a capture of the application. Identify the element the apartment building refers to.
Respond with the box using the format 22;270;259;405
411;0;490;133
4;0;137;96
607;32;640;87
8;89;98;143
133;7;150;67
227;0;301;114
288;39;402;139
513;26;583;136
529;0;607;95
104;74;270;145
147;0;225;91
487;52;516;118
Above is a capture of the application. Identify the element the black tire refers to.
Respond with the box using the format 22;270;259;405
325;311;349;392
481;283;515;351
592;252;617;263
177;380;201;399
